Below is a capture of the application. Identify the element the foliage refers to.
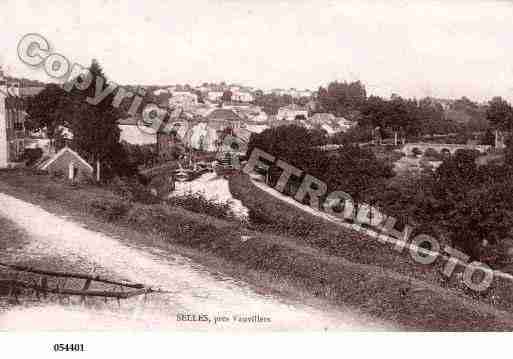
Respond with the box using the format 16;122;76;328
374;149;513;265
246;124;392;204
89;198;130;222
504;134;513;167
481;128;495;146
331;125;373;145
315;81;366;117
109;176;159;204
423;148;444;161
21;148;43;166
246;124;327;163
166;192;237;221
122;142;157;168
486;97;513;131
25;84;71;137
25;59;136;181
252;93;294;115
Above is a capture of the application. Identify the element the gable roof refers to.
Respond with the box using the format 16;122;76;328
206;108;241;121
39;147;94;172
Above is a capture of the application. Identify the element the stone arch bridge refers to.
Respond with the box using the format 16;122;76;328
401;142;491;156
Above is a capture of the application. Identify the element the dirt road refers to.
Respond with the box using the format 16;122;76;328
0;192;392;331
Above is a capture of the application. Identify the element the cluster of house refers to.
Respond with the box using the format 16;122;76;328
0;71;356;181
119;100;356;158
266;88;313;98
119;83;355;155
0;68;95;180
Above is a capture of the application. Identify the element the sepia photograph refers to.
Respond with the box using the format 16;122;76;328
1;0;513;355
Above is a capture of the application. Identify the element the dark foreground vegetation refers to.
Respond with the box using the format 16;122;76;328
247;124;513;269
2;169;513;330
229;173;513;311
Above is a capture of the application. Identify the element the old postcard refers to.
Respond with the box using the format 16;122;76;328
1;0;513;356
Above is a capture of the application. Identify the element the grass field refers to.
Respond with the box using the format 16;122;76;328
2;168;513;330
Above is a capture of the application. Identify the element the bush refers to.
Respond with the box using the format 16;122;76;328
166;192;238;221
89;198;131;222
423;148;444;161
22;148;43;166
109;177;159;204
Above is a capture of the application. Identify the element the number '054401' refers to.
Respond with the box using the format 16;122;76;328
53;344;85;352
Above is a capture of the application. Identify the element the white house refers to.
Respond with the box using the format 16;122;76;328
186;122;219;152
169;91;198;111
276;104;309;121
231;91;254;103
337;117;357;131
207;91;223;102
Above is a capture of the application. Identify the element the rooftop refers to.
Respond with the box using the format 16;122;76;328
207;108;241;121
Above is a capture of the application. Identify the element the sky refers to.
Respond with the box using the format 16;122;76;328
1;0;513;102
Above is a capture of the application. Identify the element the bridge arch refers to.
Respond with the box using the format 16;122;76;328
401;142;491;157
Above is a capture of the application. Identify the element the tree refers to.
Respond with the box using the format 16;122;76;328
25;84;72;138
246;124;392;204
69;60;136;179
360;95;422;139
332;125;373;145
252;93;293;115
433;149;479;196
481;128;495;146
316;81;367;117
504;135;513;167
323;145;393;204
452;96;478;112
27;59;136;180
486;97;513;130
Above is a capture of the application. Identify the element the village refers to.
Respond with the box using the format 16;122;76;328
0;64;362;203
4;1;513;341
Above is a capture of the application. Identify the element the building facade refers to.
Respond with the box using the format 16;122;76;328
231;91;254;103
39;147;94;182
169;91;198;111
0;76;26;168
276;104;309;121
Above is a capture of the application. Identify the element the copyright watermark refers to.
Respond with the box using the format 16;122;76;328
222;137;495;292
17;33;183;137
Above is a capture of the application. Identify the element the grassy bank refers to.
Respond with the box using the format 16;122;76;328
229;172;513;313
2;169;513;330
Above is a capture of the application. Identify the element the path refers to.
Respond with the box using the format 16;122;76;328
0;192;391;331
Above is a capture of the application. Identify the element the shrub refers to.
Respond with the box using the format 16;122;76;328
166;192;237;221
22;148;43;166
89;198;131;222
109;177;159;204
423;148;444;161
